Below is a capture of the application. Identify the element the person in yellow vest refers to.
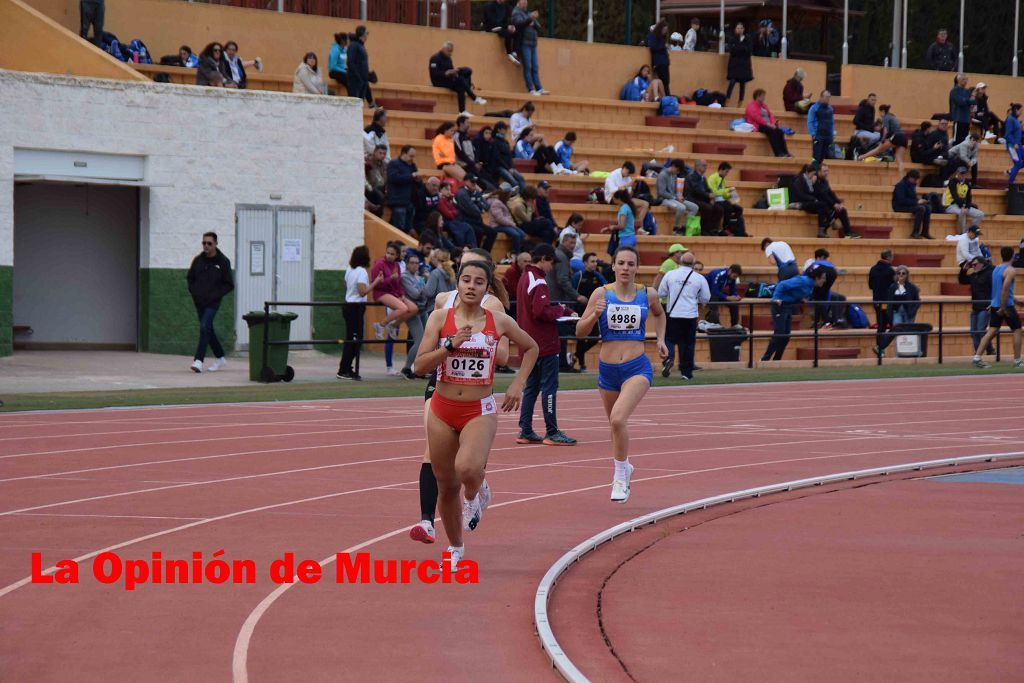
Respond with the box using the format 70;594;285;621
653;243;688;292
707;162;747;236
942;166;984;234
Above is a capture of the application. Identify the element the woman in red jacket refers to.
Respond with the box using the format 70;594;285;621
744;89;791;158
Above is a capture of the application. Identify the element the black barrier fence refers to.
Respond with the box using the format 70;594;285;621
257;298;1015;381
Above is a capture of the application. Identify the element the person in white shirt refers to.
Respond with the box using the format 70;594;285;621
337;245;384;380
949;225;982;267
559;225;585;261
761;237;798;280
669;31;684;51
603;161;649;225
683;18;700;52
657;252;710;379
509;101;535;141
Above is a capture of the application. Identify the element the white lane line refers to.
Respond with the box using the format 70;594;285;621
11;512;204;521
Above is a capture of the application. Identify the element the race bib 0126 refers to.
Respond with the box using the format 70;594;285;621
443;347;493;384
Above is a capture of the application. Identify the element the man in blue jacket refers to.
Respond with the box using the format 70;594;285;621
706;264;742;327
761;267;827;362
807;91;835;165
948;73;975;145
891;170;933;239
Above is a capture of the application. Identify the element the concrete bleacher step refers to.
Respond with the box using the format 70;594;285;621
548;188;593;203
852;224;893;239
796;347;861;360
893;253;945;268
940;282;972;296
646;116;698;129
376;97;435;113
692;142;746;156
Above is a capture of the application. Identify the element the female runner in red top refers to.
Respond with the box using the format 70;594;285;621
415;260;538;567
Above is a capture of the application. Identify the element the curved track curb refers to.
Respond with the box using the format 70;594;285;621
533;451;1023;682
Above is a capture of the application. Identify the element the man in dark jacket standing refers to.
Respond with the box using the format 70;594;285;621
868;249;895;348
516;244;577;446
428;41;485;116
948;73;975;144
187;232;234;373
482;0;519;63
346;25;375;108
386;145;419;233
926;29;957;72
547;231;586;372
80;0;104;46
960;256;995;354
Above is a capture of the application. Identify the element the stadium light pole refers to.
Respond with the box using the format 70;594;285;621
781;0;788;59
359;0;367;21
842;0;848;65
890;0;901;68
1015;0;1021;76
277;0;282;12
719;0;725;54
958;0;965;72
656;0;661;23
901;0;908;68
440;0;448;29
587;0;594;43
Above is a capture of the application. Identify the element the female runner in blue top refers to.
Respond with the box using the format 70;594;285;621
576;245;667;503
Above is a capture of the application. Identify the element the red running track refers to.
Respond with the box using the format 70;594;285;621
0;375;1022;681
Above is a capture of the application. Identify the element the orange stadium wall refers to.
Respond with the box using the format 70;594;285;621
26;0;823;112
0;0;146;81
842;64;1023;123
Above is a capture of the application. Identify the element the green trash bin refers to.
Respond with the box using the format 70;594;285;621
242;311;298;382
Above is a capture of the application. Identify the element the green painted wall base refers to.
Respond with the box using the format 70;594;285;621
0;266;12;357
139;268;235;356
313;269;346;355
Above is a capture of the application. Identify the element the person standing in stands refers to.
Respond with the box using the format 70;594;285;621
328;32;348;91
926;29;957;72
386;145;419;234
725;22;753;104
187;232;233;373
807;91;835;165
646;20;672;97
761;267;827;362
948;73;975;145
972;247;1024;369
482;0;520;65
892;170;933;239
512;0;548;96
571;252;607;372
80;0;104;46
1005;103;1024;184
683;17;700;52
868;249;895;349
516;244;578;446
802;248;839;328
429;42;487;117
960;256;995;356
706;264;742;328
346;26;376;109
762;237;798;280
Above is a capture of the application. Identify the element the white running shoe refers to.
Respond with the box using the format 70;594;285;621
459;110;473;118
610;463;635;503
190;359;203;373
373;322;386;340
207;357;227;372
508;53;521;65
1015;359;1024;369
445;546;464;571
474;96;487;106
386;367;402;377
538;89;551;95
529;89;541;96
409;520;436;544
386;322;400;340
463;480;491;531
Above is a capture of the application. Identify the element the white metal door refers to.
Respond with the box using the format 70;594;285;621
275;207;314;343
235;206;275;348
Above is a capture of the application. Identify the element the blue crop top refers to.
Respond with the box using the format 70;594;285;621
598;284;649;342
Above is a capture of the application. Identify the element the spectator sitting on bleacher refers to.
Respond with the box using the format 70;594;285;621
512;0;548;96
164;45;198;68
706;264;743;328
553;132;589;175
744;89;790;158
414;176;442;232
365;145;388;210
503;251;532;296
293;52;327;95
510;102;536;140
472;126;499;188
561;215;586;259
945;133;980;184
684;160;725;236
762;237;798;280
436;184;476;248
488;121;527;191
707;162;747;237
428;43;485;117
959;256;996;355
602;190;645;250
807;91;835;165
949;225;983;267
346;26;376;108
197;43;233;87
860;104;907;172
509;185;557;244
669;31;684;52
513;126;542;159
783;68;811;114
328;32;348;90
221;41;259;90
892;170;934;239
852;93;880;147
432;121;466;182
943;166;984;233
534;181;557;229
911;121;941;166
455;174;497;251
364;108;390;160
620;66;665;103
789;164;833;239
603;161;650;225
452;115;488;188
386;145;419;233
487;184;527;255
761;267;828;362
654;159;697;235
814;163;859;238
482;0;520;64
